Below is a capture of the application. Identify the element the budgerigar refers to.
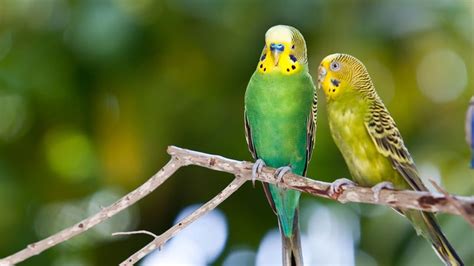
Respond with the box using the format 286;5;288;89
318;53;463;265
244;25;317;265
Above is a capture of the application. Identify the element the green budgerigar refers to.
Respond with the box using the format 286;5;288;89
244;25;317;265
318;53;463;265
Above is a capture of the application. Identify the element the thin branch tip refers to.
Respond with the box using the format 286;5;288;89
166;145;178;154
112;230;159;238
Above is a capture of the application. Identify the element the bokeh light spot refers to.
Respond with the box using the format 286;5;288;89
223;248;256;266
306;204;359;265
44;128;96;182
173;204;228;263
88;188;139;238
34;201;92;249
255;229;312;266
142;204;228;265
65;1;135;61
35;188;138;250
142;237;206;266
417;49;467;103
255;229;281;266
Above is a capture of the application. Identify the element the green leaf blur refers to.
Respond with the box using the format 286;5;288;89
0;0;472;265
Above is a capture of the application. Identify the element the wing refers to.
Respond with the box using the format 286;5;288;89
303;86;317;175
244;110;257;160
364;99;428;192
244;110;277;212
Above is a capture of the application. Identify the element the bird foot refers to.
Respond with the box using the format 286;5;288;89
371;181;394;202
329;178;356;200
274;166;292;188
251;159;266;187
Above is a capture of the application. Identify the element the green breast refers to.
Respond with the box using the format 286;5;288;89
245;70;314;175
245;69;315;237
327;96;407;188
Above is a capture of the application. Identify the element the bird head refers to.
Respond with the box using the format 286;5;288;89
257;25;307;75
318;53;372;101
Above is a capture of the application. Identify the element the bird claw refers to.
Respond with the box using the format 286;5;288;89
329;178;356;200
251;159;266;187
274;166;292;187
371;181;394;202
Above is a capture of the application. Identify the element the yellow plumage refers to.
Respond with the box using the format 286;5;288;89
319;53;463;265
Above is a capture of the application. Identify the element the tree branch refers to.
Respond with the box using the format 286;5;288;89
120;177;246;265
0;146;472;266
0;157;185;266
166;146;474;218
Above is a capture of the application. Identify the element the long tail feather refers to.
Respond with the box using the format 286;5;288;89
279;209;303;266
423;213;464;266
406;210;464;266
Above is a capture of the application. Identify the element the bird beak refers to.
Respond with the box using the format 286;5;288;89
271;50;281;66
269;43;284;66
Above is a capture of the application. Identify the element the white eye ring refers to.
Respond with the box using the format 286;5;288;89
330;61;341;71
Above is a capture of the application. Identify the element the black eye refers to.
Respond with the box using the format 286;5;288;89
330;61;341;71
292;45;295;49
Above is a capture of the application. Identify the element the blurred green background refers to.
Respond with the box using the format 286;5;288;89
0;0;473;265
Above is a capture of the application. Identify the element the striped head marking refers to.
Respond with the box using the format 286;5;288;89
318;53;372;101
257;25;307;75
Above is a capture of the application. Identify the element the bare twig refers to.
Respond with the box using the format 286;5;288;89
430;180;474;227
112;230;159;238
1;146;472;266
0;157;184;266
120;177;246;265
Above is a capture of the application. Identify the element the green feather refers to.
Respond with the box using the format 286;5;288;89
245;69;314;236
244;26;316;265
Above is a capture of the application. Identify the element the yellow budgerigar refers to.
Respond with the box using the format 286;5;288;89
318;53;463;265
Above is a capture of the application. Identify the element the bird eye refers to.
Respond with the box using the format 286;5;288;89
330;61;341;71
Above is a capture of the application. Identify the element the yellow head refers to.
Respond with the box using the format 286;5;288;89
257;25;307;75
318;53;373;101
